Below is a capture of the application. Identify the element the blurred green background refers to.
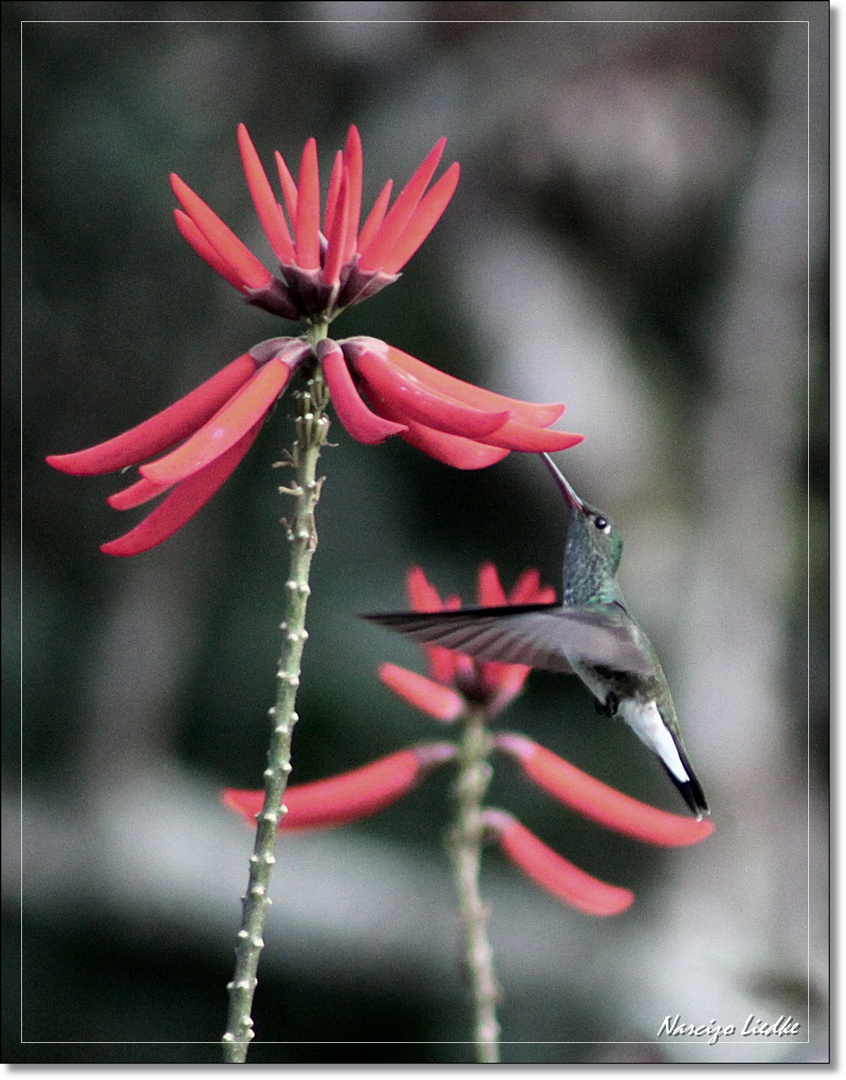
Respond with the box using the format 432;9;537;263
11;1;827;1065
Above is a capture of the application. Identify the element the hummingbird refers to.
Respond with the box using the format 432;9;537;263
364;453;708;819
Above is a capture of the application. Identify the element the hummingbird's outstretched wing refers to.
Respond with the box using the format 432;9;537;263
363;603;661;678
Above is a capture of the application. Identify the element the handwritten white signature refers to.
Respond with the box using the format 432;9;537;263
657;1014;801;1045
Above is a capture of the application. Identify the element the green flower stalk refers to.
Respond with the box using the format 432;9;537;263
222;371;328;1062
449;702;501;1062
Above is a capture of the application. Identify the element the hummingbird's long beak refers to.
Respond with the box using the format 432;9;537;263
541;453;583;510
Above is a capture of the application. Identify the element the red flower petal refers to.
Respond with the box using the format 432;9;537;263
396;418;512;470
379;663;465;721
477;562;508;606
341;126;363;261
170;173;273;291
476;417;584;453
295;138;321;270
358;138;448;272
318;340;406;444
100;419;263;556
223;744;457;831
350;344;511;439
237;123;296;264
358;381;510;468
173;208;254;293
274;150;299;225
322;169;351;287
140;356;292;486
484;810;635;917
323;150;344;242
107;476;172;510
478;663;531;716
46;353;259;476
508;568;556;605
407;565;444;612
495;734;715;847
474;564;534;709
380;162;461;274
353;339;567;428
357;180;393;254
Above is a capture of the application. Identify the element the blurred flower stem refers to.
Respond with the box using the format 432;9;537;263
448;703;501;1063
222;329;329;1063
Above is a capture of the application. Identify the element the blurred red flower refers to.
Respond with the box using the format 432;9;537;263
379;563;557;719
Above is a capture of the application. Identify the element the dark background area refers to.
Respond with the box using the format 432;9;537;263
9;1;828;1065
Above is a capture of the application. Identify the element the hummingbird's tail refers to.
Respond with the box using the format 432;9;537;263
660;745;709;820
616;697;709;819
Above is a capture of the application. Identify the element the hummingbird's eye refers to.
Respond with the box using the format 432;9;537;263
594;516;610;533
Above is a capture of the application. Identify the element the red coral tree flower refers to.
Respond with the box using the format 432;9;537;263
47;126;582;554
174;124;460;324
379;563;556;719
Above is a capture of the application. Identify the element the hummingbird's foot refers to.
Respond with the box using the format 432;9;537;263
594;692;620;718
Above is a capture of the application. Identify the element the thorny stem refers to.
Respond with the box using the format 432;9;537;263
448;705;501;1064
222;328;329;1063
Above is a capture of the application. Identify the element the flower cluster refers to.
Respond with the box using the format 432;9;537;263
380;562;556;720
47;126;581;556
224;565;714;917
174;124;458;324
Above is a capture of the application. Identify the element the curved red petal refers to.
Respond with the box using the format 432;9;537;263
107;476;172;510
479;663;531;716
173;209;252;292
357;180;393;254
485;811;635;917
342;125;363;261
46;353;258;476
323;150;344;240
402;569;458;685
358;138;446;272
380;162;460;274
477;419;584;453
170;173;272;291
477;562;507;606
424;643;459;686
100;420;262;556
322;170;351;287
509;568;556;605
352;339;566;428
274;150;299;225
295;138;321;270
357;377;510;469
379;663;465;721
237;124;296;263
406;566;444;611
140;357;291;486
223;745;456;831
399;419;511;470
351;346;510;439
495;735;715;847
318;340;406;444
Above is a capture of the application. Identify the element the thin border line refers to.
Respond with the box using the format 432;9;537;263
18;12;818;1057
